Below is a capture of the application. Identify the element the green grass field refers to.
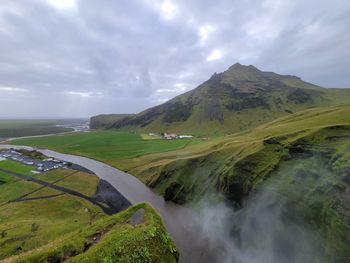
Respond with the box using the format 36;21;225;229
6;203;178;263
0;160;34;175
0;160;104;260
0;119;77;139
11;131;203;163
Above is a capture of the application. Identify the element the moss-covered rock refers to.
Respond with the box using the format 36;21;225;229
8;203;179;263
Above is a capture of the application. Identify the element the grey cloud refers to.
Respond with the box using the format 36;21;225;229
0;0;349;118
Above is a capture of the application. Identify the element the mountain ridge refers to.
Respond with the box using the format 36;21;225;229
91;63;350;134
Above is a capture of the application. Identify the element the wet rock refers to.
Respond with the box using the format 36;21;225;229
127;208;145;226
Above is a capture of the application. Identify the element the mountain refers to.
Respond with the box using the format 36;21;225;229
92;63;350;134
90;114;133;129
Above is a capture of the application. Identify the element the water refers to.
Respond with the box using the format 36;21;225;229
0;144;221;262
0;144;328;262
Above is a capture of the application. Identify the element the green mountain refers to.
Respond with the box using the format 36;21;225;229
94;63;350;135
90;114;133;129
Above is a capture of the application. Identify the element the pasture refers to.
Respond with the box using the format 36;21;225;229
11;131;202;162
0;160;103;260
0;119;81;139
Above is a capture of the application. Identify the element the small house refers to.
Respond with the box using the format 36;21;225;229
163;132;178;140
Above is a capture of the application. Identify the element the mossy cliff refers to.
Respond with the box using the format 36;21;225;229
124;105;350;262
6;203;179;263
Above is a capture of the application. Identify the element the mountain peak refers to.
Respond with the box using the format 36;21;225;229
228;62;260;72
99;62;347;135
224;63;263;81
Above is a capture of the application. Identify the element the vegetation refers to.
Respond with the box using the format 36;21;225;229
6;63;350;261
263;127;350;262
91;63;350;135
11;131;202;164
120;105;350;201
21;105;349;261
0;151;178;263
0;119;86;139
6;203;179;263
0;160;104;260
120;104;349;262
11;106;350;202
90;114;133;129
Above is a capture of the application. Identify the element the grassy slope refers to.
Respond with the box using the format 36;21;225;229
101;64;350;135
11;131;202;164
115;105;349;193
149;87;350;136
6;203;179;263
125;105;350;262
0;161;103;260
10;105;350;197
90;114;133;129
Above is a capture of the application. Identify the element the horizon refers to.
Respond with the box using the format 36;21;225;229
1;60;350;119
1;0;350;118
1;62;349;119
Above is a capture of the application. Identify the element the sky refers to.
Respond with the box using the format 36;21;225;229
0;0;349;118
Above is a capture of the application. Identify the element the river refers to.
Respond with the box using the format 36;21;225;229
0;144;223;263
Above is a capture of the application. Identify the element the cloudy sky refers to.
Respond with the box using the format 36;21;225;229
0;0;349;118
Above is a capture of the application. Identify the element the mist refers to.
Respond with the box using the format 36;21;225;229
192;189;326;263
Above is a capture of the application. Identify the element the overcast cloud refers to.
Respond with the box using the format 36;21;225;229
0;0;349;118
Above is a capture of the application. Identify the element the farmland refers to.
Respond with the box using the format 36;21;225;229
11;131;204;164
0;149;179;263
0;159;104;260
0;119;87;139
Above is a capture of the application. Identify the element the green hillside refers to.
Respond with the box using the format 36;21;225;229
95;63;350;135
122;104;350;262
90;114;134;129
5;203;179;263
125;105;350;201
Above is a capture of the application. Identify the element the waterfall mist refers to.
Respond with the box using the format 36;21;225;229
191;190;326;263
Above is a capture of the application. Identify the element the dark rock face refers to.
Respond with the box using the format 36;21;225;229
287;88;313;104
94;179;131;214
264;137;281;145
206;98;224;123
163;101;193;123
164;182;188;204
225;95;270;111
288;142;313;158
